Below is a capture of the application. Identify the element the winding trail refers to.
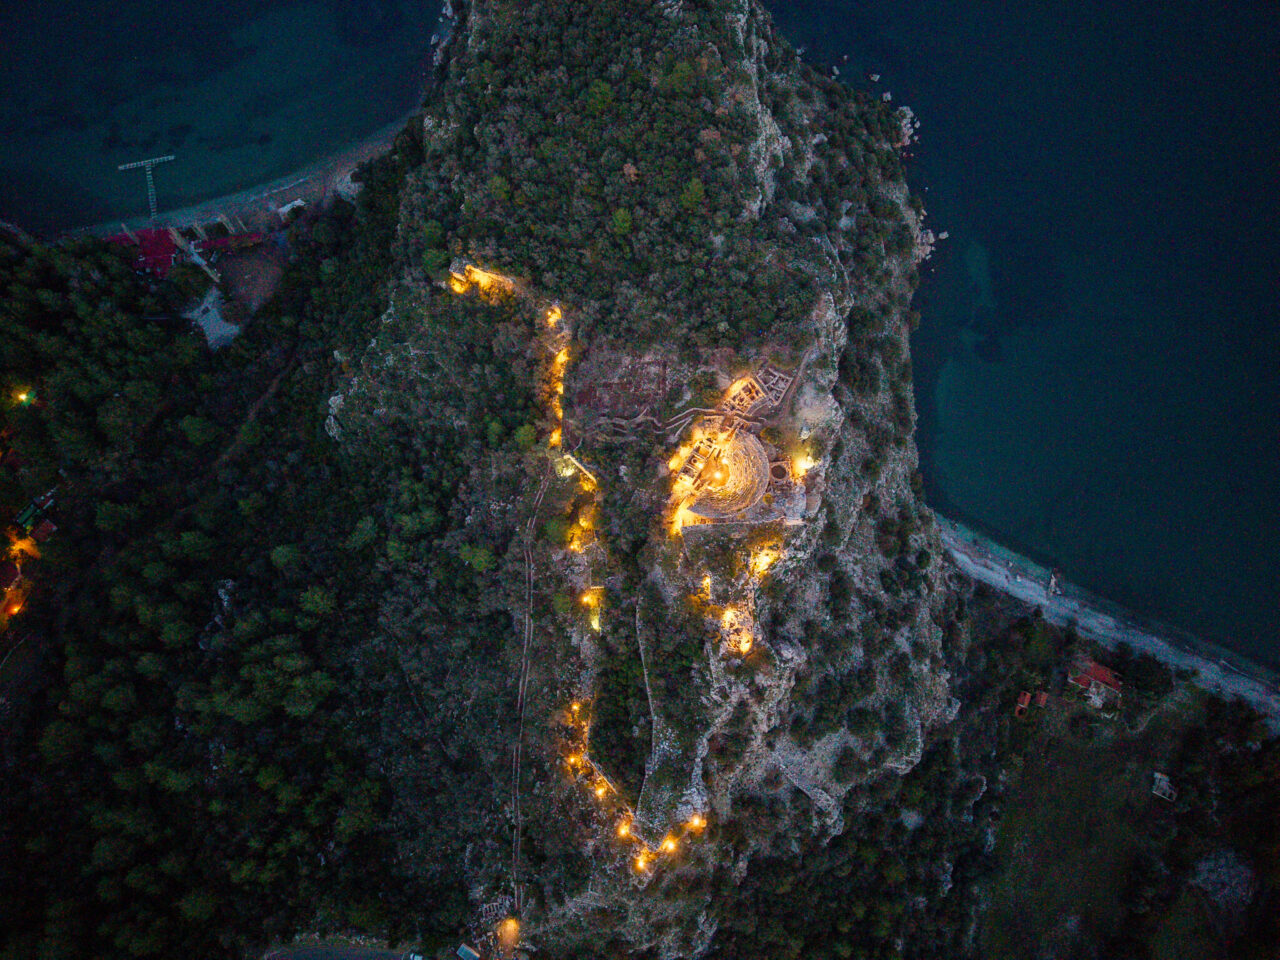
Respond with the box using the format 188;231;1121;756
510;461;553;911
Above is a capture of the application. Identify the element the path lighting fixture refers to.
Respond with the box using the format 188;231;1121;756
594;782;608;798
751;547;780;577
617;820;631;838
464;264;510;292
793;452;815;478
670;503;690;537
16;391;28;404
687;813;705;831
497;917;520;952
661;835;678;854
546;305;562;326
634;851;650;872
571;701;581;714
580;589;603;631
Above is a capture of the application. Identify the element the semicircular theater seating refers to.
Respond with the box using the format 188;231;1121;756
686;431;770;519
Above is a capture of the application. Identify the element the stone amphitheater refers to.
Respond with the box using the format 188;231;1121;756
686;430;770;520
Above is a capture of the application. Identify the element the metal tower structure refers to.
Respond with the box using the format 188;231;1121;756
117;154;175;218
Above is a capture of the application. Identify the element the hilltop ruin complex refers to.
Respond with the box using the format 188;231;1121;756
324;0;955;954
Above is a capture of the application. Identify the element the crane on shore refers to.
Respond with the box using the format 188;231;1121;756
117;154;175;219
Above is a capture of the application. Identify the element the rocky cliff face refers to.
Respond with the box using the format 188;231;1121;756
329;1;952;955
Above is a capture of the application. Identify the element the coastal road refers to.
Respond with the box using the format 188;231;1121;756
937;516;1280;728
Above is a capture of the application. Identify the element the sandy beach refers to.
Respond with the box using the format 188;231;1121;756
938;515;1280;727
72;108;421;240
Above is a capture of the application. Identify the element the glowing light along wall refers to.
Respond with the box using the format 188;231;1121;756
561;701;708;876
547;345;570;449
444;269;568;450
580;587;603;631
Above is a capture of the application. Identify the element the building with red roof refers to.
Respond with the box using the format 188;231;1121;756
1068;659;1123;711
1015;690;1032;718
107;228;180;278
107;227;265;281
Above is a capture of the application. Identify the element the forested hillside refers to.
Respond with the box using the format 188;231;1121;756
2;2;1277;960
0;0;952;952
0;139;450;957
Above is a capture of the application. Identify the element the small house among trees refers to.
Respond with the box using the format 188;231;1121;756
1067;659;1122;713
1151;771;1177;802
1014;691;1031;718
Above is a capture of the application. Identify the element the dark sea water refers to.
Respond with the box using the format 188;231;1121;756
0;0;435;233
763;0;1280;664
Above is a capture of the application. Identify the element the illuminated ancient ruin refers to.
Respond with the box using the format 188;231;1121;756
667;362;808;533
719;605;755;656
684;429;770;520
447;261;516;298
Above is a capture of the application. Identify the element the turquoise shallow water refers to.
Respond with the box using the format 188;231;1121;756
0;0;435;232
763;0;1280;664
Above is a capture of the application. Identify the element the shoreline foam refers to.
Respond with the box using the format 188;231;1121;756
938;515;1280;726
